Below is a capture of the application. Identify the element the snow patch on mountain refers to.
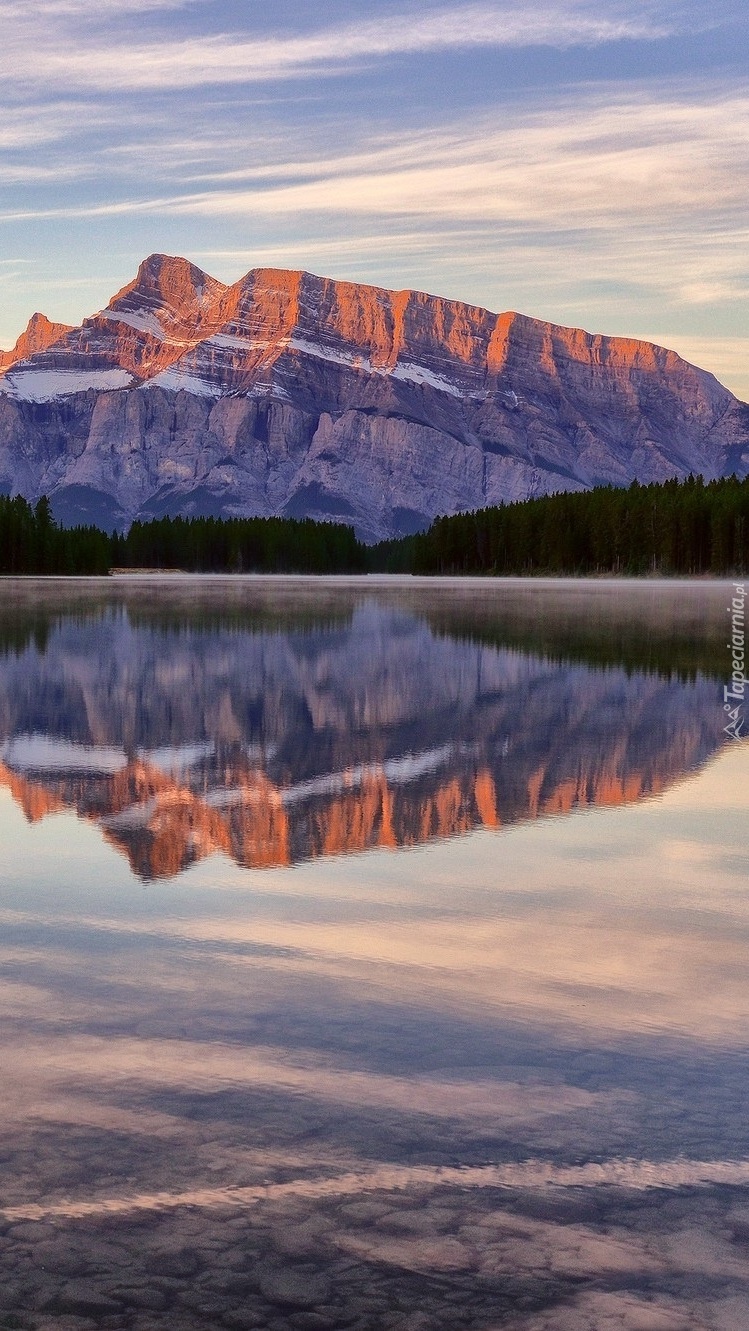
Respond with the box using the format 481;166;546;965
4;368;135;401
387;361;463;396
288;335;363;368
207;333;270;352
286;337;463;394
142;367;223;397
99;308;167;338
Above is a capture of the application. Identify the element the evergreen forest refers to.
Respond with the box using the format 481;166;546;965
0;495;111;575
0;497;364;576
372;475;749;576
0;475;747;577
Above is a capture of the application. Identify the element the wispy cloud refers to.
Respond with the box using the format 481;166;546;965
5;86;746;225
0;0;191;15
1;3;679;93
1;85;746;323
0;103;101;151
0;165;90;185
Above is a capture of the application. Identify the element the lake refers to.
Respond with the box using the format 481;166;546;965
0;575;747;1331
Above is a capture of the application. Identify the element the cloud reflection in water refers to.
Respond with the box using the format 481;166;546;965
0;579;747;1330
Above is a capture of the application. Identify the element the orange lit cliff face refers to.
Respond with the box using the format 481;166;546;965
0;601;725;881
0;255;746;538
0;256;228;387
0;313;73;371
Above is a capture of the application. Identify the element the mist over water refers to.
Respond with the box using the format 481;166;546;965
0;576;747;1330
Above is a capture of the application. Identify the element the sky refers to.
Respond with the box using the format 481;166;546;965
0;0;747;398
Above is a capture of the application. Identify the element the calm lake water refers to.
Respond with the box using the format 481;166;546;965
0;575;747;1331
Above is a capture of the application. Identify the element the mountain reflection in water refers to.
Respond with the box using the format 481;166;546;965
1;579;749;1331
0;579;726;879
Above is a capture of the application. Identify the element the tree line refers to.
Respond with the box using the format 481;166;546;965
0;497;364;575
0;495;111;575
1;475;747;576
371;475;749;576
113;513;365;573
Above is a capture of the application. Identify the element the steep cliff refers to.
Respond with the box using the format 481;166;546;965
1;255;746;539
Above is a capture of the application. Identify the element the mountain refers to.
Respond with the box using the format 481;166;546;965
1;254;747;540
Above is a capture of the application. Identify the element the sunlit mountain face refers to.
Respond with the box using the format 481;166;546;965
0;578;728;881
1;256;747;540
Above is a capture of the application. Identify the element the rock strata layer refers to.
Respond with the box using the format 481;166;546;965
1;254;747;538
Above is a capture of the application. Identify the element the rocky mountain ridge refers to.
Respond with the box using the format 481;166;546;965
1;254;747;540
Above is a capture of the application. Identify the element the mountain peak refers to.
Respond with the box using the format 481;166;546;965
107;253;226;328
135;251;213;288
0;311;73;371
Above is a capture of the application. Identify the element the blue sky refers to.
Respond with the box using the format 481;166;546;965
1;0;747;397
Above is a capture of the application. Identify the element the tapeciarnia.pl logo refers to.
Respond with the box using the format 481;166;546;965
724;582;746;740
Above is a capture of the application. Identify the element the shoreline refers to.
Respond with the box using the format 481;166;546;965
0;571;740;585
